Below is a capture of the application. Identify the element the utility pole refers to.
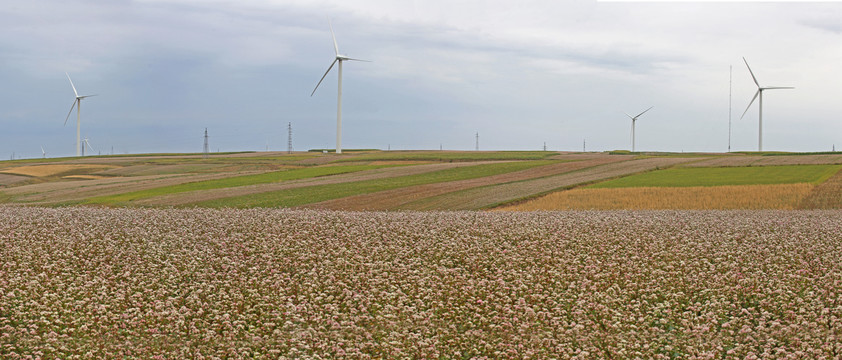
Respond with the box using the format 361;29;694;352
287;122;293;154
203;128;209;159
475;132;479;151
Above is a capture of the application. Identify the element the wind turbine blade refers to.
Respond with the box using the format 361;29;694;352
311;59;338;96
345;57;372;62
636;106;653;118
64;100;77;126
624;112;634;120
78;94;98;99
85;139;95;153
41;146;45;154
742;57;760;87
328;19;339;56
66;72;79;97
740;90;760;119
763;86;794;90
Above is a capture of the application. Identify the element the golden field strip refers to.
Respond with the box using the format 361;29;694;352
1;151;842;210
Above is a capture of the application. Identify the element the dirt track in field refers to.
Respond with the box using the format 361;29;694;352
136;161;502;207
400;157;700;210
305;156;633;211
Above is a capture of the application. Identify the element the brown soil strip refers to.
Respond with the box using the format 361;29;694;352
500;184;813;211
797;168;842;209
686;154;842;167
136;161;499;207
305;155;631;211
400;157;699;210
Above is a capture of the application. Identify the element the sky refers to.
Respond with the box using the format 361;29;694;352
1;0;841;158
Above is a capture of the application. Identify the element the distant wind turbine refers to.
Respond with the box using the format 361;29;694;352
41;146;46;159
64;73;97;156
625;106;653;152
82;137;95;156
310;19;370;155
740;57;794;152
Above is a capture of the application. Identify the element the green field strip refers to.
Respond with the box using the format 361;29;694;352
332;151;557;163
86;164;391;205
587;164;842;189
192;160;557;208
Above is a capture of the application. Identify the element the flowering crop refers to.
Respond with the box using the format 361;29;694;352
2;207;842;359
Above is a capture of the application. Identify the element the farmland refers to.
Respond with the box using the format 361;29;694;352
1;150;842;210
2;207;842;358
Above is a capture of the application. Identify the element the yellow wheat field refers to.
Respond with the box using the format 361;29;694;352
0;164;116;177
499;183;815;211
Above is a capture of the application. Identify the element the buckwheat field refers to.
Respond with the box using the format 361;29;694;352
2;207;841;359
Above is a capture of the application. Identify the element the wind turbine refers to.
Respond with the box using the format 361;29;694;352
310;19;369;154
625;106;653;152
40;146;46;159
64;73;97;157
81;137;95;156
740;57;794;152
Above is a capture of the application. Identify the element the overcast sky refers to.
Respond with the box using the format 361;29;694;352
1;0;840;158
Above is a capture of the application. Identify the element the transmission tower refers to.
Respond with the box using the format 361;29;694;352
203;128;209;159
287;122;293;154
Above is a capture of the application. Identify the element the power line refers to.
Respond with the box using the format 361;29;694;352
287;122;293;154
203;128;209;159
475;132;479;151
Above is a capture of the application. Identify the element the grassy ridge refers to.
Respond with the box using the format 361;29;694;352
87;164;391;205
588;165;842;188
194;160;558;208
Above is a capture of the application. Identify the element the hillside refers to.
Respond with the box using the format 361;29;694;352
1;150;842;210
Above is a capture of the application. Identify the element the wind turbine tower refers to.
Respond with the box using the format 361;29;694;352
63;73;96;156
625;106;653;152
311;19;370;154
740;57;794;152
